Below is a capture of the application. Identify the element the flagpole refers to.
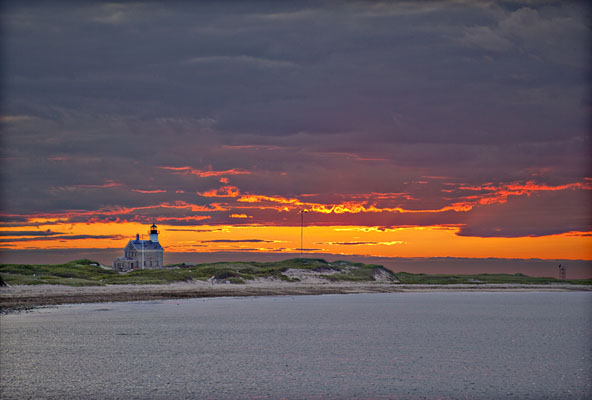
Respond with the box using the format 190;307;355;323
141;234;144;270
300;209;306;256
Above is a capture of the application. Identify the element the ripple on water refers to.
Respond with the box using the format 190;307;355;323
1;292;591;399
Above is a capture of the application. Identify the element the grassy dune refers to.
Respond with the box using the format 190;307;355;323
0;258;589;287
0;258;390;286
393;272;591;285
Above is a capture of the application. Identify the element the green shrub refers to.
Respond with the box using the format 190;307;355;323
3;258;587;287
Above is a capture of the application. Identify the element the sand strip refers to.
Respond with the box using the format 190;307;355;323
2;282;590;312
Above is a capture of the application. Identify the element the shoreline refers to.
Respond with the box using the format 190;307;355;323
2;282;590;313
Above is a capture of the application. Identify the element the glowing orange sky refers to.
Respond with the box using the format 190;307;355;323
1;176;591;261
2;2;591;264
1;222;590;260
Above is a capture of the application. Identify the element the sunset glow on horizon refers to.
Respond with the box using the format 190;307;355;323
2;220;590;261
1;1;590;265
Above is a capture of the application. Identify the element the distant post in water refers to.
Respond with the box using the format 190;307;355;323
558;264;566;280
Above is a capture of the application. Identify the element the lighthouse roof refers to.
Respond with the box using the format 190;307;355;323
128;239;163;251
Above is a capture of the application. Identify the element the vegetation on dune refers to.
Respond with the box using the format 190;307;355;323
0;259;117;286
0;258;390;286
0;258;589;286
393;272;592;285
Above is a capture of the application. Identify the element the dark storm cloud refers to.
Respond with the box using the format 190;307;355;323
457;188;592;237
200;239;278;243
1;0;590;238
316;241;405;246
0;215;30;226
0;234;126;242
0;230;64;237
165;228;228;233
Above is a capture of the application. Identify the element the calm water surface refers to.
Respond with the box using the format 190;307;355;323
1;292;591;399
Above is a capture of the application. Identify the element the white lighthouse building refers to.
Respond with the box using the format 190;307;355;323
113;223;164;271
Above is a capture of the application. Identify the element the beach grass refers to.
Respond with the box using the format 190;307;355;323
0;258;390;286
393;272;592;285
1;258;590;287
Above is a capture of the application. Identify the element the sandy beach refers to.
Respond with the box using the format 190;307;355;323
2;280;590;312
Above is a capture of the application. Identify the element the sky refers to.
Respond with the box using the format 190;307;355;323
1;1;591;268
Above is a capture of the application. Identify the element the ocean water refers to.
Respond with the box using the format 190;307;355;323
1;292;591;399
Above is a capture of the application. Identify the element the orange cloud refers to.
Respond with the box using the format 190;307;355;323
3;178;589;239
236;194;468;214
159;216;211;223
132;189;167;194
159;166;251;177
453;179;592;209
230;214;250;219
3;222;589;260
0;201;227;226
458;180;590;195
157;201;227;212
198;186;240;198
238;194;302;205
319;240;406;246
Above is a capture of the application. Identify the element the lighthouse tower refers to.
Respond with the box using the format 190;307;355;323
112;223;164;271
149;223;159;243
